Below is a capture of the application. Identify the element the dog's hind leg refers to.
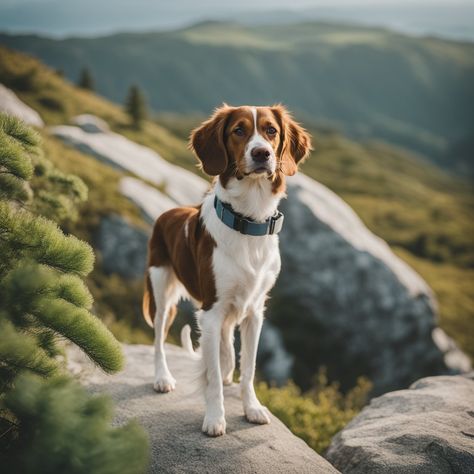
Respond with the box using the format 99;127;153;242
148;265;180;393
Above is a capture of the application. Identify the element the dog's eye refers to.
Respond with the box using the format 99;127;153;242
267;126;277;135
233;127;245;136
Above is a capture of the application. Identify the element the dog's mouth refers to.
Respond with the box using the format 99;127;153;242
244;165;274;177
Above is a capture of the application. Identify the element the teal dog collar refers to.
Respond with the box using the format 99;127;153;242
214;195;284;236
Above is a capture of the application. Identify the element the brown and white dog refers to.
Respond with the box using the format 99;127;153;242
143;104;311;436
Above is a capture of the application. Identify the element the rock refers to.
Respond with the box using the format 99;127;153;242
95;214;148;279
270;173;458;394
71;114;110;133
50;118;208;205
0;83;44;127
432;328;472;373
119;177;177;223
68;343;339;474
97;178;177;278
326;373;474;474
258;320;294;385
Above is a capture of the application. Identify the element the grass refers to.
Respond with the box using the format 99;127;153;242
257;371;372;454
0;46;197;171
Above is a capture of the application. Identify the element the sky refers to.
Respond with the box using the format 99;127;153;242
0;0;472;39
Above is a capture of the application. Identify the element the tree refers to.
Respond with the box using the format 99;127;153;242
0;114;149;472
125;84;147;129
78;67;94;90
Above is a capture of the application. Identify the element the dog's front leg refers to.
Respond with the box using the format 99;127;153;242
200;308;226;436
240;311;271;425
220;316;236;386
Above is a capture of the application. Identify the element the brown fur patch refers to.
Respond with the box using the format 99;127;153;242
144;205;217;326
271;105;313;177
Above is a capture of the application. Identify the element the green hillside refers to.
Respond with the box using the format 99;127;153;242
0;46;472;361
1;21;473;174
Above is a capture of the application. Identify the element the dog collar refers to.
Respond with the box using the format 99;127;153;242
213;195;284;236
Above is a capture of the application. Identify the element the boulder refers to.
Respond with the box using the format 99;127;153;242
0;83;44;127
271;173;460;394
326;373;474;474
95;214;148;279
67;343;339;474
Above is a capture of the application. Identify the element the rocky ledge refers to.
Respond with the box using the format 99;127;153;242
68;343;338;474
326;373;474;473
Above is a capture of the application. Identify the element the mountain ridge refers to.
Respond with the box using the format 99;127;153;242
1;21;473;174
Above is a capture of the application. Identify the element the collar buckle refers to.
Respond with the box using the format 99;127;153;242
233;216;247;233
269;212;284;235
269;217;276;234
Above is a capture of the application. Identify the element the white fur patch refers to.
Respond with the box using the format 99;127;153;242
244;107;276;175
184;219;189;240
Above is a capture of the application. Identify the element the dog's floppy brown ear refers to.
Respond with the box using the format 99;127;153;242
272;105;312;176
190;105;232;176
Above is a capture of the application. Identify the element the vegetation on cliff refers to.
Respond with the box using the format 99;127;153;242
0;114;148;472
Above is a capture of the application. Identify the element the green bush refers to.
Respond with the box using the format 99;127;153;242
3;373;147;474
257;370;372;453
0;114;148;472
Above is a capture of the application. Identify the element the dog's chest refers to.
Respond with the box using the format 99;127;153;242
201;196;281;310
213;232;281;309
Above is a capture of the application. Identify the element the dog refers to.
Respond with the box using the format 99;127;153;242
142;104;311;436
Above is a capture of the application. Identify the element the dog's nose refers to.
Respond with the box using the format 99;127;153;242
251;147;271;163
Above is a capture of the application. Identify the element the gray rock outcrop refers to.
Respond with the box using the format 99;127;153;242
272;173;462;394
0;83;44;127
95;214;148;279
326;373;474;473
68;343;338;474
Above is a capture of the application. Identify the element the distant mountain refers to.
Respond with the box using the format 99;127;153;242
1;21;473;174
1;1;473;41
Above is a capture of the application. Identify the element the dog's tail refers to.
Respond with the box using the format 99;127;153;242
180;324;195;355
180;324;205;396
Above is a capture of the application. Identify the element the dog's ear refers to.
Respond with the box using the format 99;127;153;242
272;105;312;176
190;105;232;176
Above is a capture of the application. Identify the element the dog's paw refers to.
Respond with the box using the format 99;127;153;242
245;404;271;425
153;373;176;393
202;415;226;437
222;376;234;386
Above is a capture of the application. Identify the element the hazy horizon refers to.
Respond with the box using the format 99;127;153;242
0;0;473;41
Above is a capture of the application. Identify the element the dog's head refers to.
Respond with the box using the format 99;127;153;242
190;104;312;186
